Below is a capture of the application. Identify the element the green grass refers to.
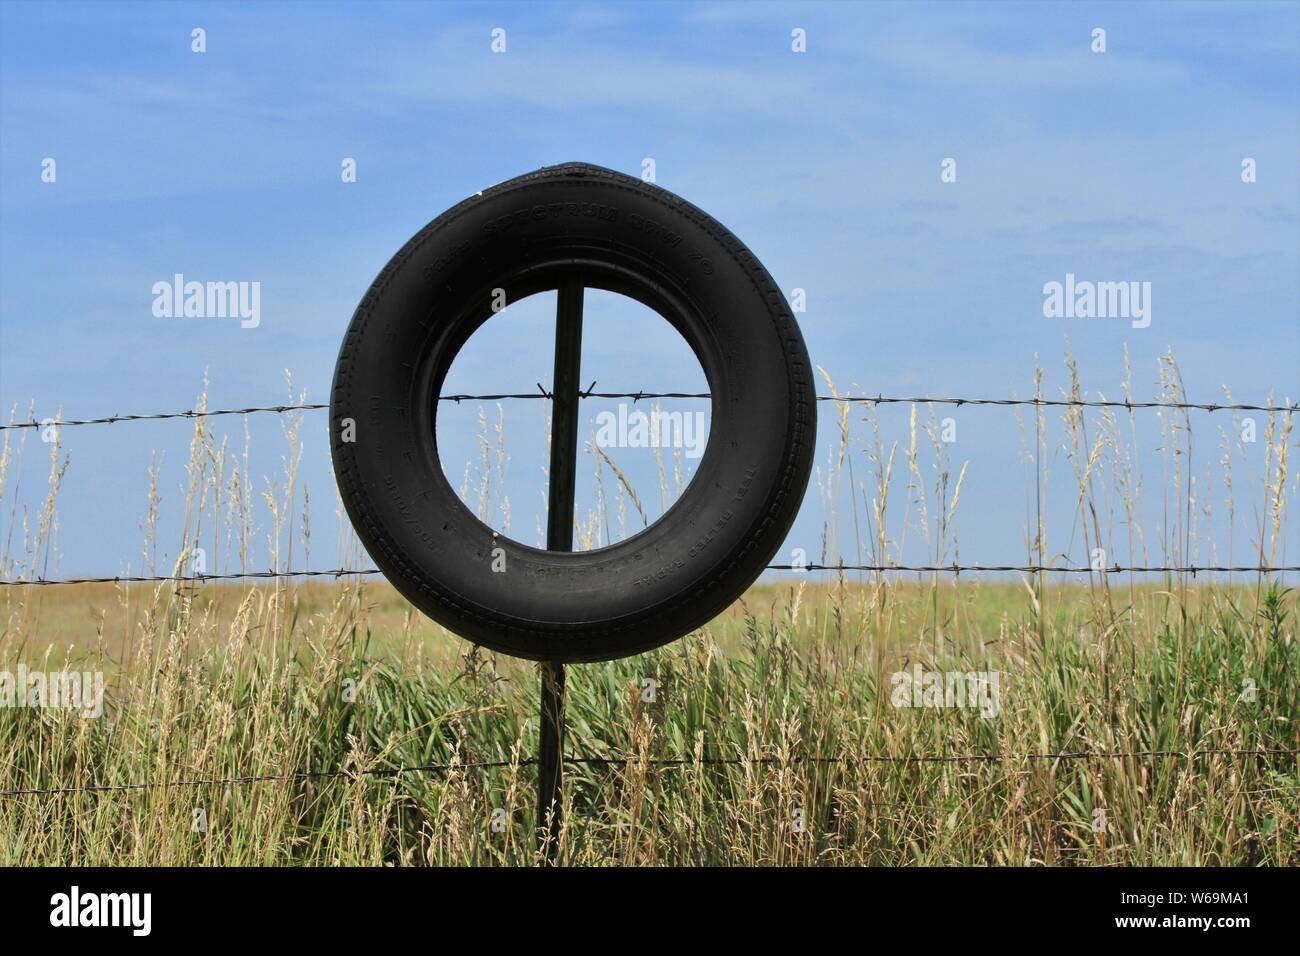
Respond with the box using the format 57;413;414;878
0;579;1295;865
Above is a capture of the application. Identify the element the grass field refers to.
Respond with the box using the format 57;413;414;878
1;359;1296;865
1;577;1296;865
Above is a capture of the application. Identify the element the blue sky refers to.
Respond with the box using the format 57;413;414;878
1;0;1296;580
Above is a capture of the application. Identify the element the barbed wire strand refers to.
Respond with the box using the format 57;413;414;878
3;562;1296;588
2;390;1295;431
1;569;385;587
2;748;1294;799
0;759;520;798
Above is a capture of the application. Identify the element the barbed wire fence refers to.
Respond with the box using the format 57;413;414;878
3;389;1297;587
3;560;1298;588
0;390;1296;806
0;390;1296;432
4;748;1297;801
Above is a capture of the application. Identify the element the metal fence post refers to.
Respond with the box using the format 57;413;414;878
538;272;584;861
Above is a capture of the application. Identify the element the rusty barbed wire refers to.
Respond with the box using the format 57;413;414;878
0;568;383;587
0;759;522;798
0;402;329;430
2;748;1294;799
768;562;1300;575
2;561;1297;588
1;389;1295;431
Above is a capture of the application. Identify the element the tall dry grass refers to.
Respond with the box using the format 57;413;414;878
0;351;1295;865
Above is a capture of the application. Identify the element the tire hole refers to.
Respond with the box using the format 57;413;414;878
435;287;711;549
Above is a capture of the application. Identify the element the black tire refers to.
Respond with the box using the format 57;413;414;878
330;162;815;662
